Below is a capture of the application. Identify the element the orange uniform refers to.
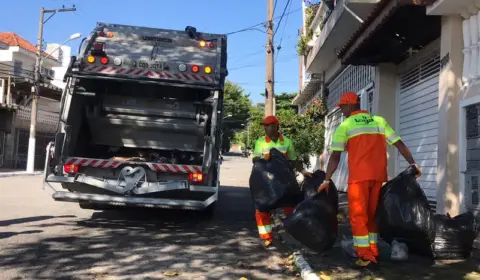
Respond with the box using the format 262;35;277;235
331;103;401;260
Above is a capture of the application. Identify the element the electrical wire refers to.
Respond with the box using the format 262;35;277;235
228;55;298;71
274;0;292;36
226;7;301;36
275;0;293;63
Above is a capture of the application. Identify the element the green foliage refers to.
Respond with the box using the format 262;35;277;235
297;3;320;56
222;81;253;151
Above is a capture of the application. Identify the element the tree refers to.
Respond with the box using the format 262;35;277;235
221;81;253;152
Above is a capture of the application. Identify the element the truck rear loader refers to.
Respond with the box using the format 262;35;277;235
43;23;228;214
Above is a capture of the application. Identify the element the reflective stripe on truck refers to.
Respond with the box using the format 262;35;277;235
65;157;202;173
83;65;215;83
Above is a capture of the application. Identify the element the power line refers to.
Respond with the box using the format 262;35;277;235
275;0;293;62
226;7;301;36
228;55;298;71
274;0;292;36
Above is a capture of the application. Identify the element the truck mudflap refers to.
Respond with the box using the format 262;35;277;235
43;142;219;210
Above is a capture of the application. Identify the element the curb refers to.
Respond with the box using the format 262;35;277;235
293;251;320;280
0;171;43;178
272;213;319;280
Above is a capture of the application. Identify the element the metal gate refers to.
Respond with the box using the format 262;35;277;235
397;50;440;209
0;131;5;168
464;104;480;211
15;129;54;170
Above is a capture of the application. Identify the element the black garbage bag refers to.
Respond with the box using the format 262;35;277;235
249;148;303;212
301;170;339;214
375;166;436;257
433;212;477;260
283;186;339;253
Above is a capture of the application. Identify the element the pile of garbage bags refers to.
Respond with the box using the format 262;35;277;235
376;166;478;260
283;171;339;252
249;151;339;253
433;212;477;259
249;148;303;212
250;153;478;259
375;166;436;257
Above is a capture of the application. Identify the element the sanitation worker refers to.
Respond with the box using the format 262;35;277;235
318;92;421;267
252;115;312;249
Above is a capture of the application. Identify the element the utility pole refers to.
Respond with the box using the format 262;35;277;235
26;6;76;173
265;0;275;117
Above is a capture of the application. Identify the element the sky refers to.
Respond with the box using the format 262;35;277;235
0;0;303;104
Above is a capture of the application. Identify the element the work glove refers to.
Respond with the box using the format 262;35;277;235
301;169;313;177
317;180;330;193
410;164;422;178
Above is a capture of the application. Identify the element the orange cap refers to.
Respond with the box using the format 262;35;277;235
260;115;280;125
336;91;359;107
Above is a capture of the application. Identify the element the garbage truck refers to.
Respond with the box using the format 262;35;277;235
43;22;228;214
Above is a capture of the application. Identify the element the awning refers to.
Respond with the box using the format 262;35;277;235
305;0;381;74
292;76;322;105
338;0;441;65
10;77;62;100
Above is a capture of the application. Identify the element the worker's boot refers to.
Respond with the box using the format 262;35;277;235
353;250;378;269
262;239;276;250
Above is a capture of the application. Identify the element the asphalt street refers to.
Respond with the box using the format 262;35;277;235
0;156;294;280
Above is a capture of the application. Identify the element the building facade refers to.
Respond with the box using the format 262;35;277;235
295;0;479;220
0;32;62;170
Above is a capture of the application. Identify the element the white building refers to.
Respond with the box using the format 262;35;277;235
0;32;62;169
46;43;72;89
295;0;479;222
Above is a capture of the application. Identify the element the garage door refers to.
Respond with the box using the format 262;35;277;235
397;50;440;209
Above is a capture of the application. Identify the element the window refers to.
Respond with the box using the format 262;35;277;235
13;60;23;76
58;49;64;64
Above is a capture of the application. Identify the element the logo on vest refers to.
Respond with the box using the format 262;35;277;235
354;115;374;125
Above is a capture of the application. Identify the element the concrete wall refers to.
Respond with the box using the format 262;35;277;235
373;63;398;179
437;15;464;216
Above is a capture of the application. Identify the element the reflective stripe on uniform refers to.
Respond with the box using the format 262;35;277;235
262;147;288;153
386;134;401;144
369;232;378;244
257;225;272;235
347;127;385;138
331;141;346;150
353;235;370;248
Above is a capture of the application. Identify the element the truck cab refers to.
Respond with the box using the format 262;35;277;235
43;23;227;213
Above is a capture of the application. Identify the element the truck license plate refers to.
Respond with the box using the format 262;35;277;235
138;61;166;70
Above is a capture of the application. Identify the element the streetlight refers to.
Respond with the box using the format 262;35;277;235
26;32;81;173
40;32;81;68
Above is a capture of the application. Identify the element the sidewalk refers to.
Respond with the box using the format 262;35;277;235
0;168;43;178
277;210;480;280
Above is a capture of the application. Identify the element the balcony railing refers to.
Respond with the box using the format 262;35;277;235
17;106;59;126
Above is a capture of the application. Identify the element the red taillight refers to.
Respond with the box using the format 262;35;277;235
64;164;79;174
189;173;204;183
208;42;215;48
97;31;106;37
191;65;199;73
100;57;109;65
93;42;105;51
